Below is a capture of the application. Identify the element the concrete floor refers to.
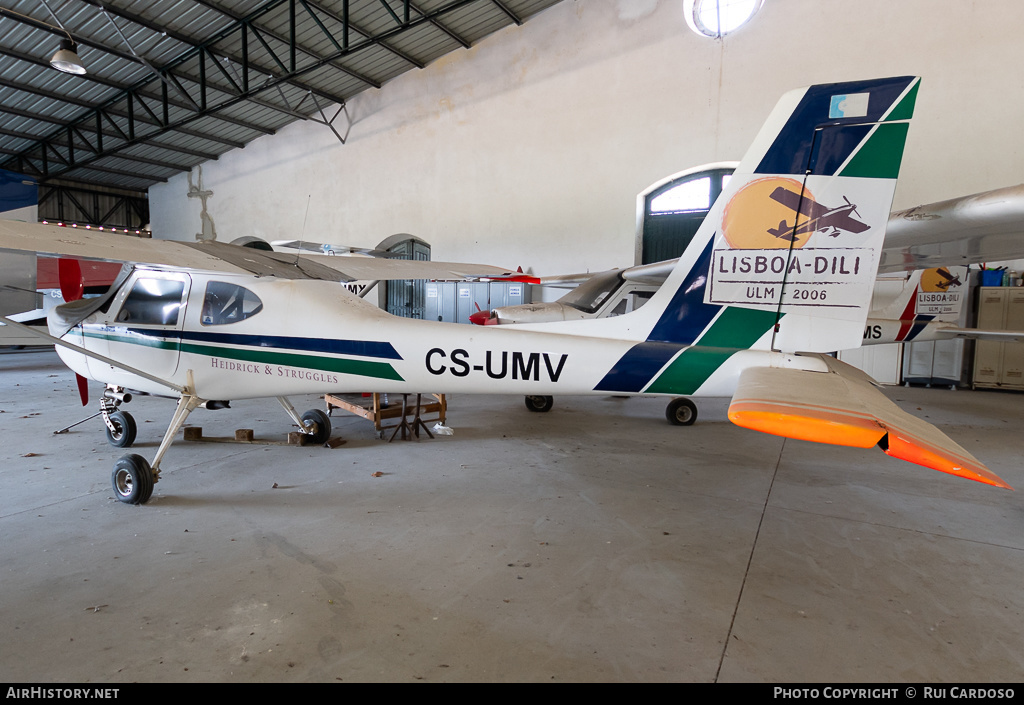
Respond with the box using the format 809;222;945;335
1;348;1022;683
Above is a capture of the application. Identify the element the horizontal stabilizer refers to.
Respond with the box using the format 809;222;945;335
932;327;1024;343
727;357;1011;489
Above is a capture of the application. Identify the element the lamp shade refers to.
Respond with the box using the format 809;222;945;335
50;38;86;75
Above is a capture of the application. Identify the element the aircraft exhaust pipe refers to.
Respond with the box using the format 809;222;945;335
103;389;132;403
201;400;231;410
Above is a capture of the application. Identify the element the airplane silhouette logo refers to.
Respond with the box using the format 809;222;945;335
766;186;870;242
921;266;963;292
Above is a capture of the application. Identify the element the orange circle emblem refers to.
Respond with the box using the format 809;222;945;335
920;267;961;292
721;177;814;249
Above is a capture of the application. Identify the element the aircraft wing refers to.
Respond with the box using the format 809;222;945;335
727;356;1010;489
0;220;518;282
880;183;1024;272
294;254;525;282
0;220;257;275
271;240;396;257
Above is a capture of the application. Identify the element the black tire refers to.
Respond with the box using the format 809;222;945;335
301;408;332;444
665;397;697;426
524;395;554;413
111;454;154;505
105;410;137;448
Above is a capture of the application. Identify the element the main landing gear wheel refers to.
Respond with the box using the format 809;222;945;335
301;408;332;445
105;410;137;448
111;454;154;505
665;397;697;426
525;395;554;413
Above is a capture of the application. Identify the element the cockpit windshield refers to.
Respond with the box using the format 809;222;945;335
560;271;625;314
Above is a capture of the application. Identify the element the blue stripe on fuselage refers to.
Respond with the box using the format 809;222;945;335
906;315;935;341
594;342;686;393
594;239;721;392
646;239;720;345
98;326;404;360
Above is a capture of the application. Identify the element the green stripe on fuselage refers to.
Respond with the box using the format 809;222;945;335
80;328;404;382
82;328;177;350
181;342;404;382
644;307;778;395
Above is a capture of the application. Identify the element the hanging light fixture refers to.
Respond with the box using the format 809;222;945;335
50;36;86;75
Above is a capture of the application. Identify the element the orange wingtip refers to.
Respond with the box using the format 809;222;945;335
882;427;1013;490
728;400;886;449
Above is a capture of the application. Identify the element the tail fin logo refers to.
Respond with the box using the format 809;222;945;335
921;267;963;292
722;177;872;248
916;266;966;317
708;173;883;317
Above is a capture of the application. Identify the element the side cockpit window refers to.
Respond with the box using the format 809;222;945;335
202;282;264;326
116;278;185;325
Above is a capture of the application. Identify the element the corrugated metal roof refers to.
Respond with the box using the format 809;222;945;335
0;0;565;193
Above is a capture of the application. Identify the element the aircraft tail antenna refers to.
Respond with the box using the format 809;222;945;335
295;194;312;267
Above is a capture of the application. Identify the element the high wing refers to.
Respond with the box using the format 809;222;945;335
0;220;519;282
880;183;1024;272
271;240;396;258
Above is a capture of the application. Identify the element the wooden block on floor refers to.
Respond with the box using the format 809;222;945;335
183;427;203;441
234;429;254;442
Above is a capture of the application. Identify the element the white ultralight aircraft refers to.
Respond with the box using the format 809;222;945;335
0;75;1011;504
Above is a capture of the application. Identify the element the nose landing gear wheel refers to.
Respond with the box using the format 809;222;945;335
301;408;332;445
111;454;154;505
105;410;137;448
525;395;554;413
666;397;697;426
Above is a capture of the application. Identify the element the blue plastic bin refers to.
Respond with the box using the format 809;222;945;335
982;270;1003;287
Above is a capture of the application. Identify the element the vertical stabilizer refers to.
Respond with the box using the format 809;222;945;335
594;78;920;396
643;77;920;353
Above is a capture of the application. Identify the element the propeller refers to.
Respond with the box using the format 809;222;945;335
843;195;862;219
469;302;490;326
469;302;499;326
58;258;89;406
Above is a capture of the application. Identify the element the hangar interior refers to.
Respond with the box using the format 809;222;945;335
1;0;1023;683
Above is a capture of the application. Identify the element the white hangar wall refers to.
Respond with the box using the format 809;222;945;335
149;0;1024;277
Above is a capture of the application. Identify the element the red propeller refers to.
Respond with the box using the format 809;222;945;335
469;302;497;326
58;258;89;406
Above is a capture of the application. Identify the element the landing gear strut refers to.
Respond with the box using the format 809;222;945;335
107;383;333;504
278;396;332;445
101;387;136;448
111;392;200;505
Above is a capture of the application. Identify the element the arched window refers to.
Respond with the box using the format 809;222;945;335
640;165;735;264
